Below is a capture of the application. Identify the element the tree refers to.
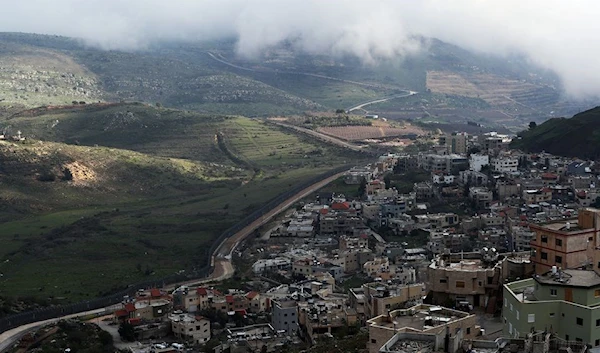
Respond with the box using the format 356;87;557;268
118;322;136;341
358;177;367;196
62;167;73;181
384;174;392;189
335;109;345;114
529;121;537;130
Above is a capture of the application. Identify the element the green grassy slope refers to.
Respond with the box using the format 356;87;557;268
510;106;600;159
0;103;357;302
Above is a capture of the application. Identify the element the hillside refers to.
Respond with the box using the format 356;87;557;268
0;103;360;303
510;106;600;159
0;32;592;127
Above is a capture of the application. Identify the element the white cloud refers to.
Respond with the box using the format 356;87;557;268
2;0;600;98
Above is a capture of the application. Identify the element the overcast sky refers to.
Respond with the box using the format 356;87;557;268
2;0;599;98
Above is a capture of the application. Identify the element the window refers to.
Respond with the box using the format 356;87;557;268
566;335;569;341
528;314;535;323
456;281;465;288
478;281;482;287
576;317;583;326
284;322;287;325
504;298;507;307
595;289;600;297
467;328;471;334
596;319;600;326
440;278;447;283
516;311;519;320
541;235;548;243
555;256;562;264
550;289;557;296
549;313;555;317
292;312;295;316
371;339;377;344
556;238;562;246
284;313;288;317
541;252;548;260
596;340;599;347
196;326;200;330
510;303;513;311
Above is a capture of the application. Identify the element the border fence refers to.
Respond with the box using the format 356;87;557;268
0;165;351;334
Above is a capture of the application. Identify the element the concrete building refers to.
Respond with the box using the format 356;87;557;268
414;213;459;229
458;170;488;187
523;188;552;205
469;154;489;172
271;300;298;336
298;297;357;343
469;187;493;209
529;208;600;274
432;172;456;185
339;235;369;250
441;132;468;154
252;258;292;274
504;267;600;345
362;282;425;318
419;154;468;173
367;304;478;353
496;179;520;200
169;313;211;344
426;249;532;311
493;156;519;173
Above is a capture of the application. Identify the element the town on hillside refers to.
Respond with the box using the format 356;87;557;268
11;129;600;353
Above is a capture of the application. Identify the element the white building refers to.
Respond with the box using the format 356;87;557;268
432;173;456;185
170;313;211;344
493;157;518;173
469;154;489;172
252;258;292;274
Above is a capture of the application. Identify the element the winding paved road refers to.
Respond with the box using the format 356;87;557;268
347;91;418;112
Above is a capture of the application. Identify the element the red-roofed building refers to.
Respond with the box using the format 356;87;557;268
331;201;351;211
150;288;162;298
124;303;136;313
197;287;208;296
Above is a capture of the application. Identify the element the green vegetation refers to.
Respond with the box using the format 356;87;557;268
510;106;600;159
0;103;356;303
8;320;114;353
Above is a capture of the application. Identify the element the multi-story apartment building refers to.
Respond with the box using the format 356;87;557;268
169;313;211;344
504;264;600;345
529;208;600;274
493;156;518;173
469;187;493;209
271;300;298;336
360;282;424;318
419;154;468;173
440;132;468;154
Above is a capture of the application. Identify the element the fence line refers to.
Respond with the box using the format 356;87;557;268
0;165;351;334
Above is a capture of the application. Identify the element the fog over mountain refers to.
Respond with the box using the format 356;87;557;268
2;0;599;98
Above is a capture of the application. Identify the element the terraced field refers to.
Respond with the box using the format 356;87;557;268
317;125;425;141
425;71;558;113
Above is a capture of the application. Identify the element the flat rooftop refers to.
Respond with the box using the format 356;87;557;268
534;269;600;288
388;339;434;353
370;305;470;332
533;219;584;233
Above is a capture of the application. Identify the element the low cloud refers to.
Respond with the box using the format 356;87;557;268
2;0;600;98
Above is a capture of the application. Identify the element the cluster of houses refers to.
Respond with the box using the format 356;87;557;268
109;129;600;352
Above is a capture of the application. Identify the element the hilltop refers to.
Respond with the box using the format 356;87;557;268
510;106;600;159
